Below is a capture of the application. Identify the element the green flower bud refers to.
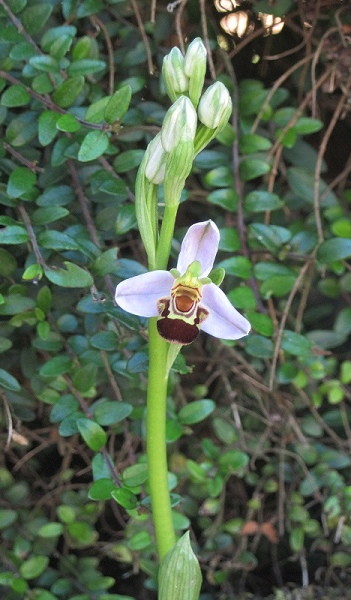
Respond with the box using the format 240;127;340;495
162;47;189;103
158;532;202;600
184;37;207;107
198;81;232;130
161;96;197;153
163;140;194;207
144;133;167;184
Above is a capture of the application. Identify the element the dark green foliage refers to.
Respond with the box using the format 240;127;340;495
1;0;351;598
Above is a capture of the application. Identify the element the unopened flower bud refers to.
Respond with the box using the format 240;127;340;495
184;37;207;107
144;133;167;184
161;96;197;153
162;47;189;103
198;81;232;130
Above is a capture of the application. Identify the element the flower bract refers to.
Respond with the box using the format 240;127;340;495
115;220;251;345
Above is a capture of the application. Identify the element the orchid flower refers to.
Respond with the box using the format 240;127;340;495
115;220;251;345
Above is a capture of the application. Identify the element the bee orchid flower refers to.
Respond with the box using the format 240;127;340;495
115;220;251;345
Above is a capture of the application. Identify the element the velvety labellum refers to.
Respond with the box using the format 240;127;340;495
156;282;208;344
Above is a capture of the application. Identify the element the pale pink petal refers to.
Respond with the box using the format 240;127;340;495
201;283;251;340
115;271;173;317
177;220;220;277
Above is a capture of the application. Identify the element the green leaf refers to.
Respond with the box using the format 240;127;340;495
78;131;109;162
218;227;240;251
77;417;107;451
217;256;252;279
317;238;351;264
90;331;118;351
115;204;137;235
1;84;30;107
22;263;43;281
68;59;105;76
111;487;138;510
6;111;38;146
239;133;272;153
0;225;28;244
53;76;85;108
289;527;304;552
228;286;257;310
287;167;337;207
307;329;347;350
44;262;93;288
178;399;215;425
294;117;323;135
158;532;202;600
281;330;311;356
72;364;97;393
104;85;132;124
219;450;249;472
20;556;49;580
247;312;274;336
0;509;17;529
114;150;144;173
38;230;80;251
88;478;118;500
31;206;69;225
122;463;148;487
244;335;274;358
260;275;296;298
239;157;271;181
203;166;233;188
85;96;111;123
39;355;73;377
7;167;36;198
50;395;79;422
0;248;17;276
56;113;81;132
128;530;152;551
245;190;282;212
38;522;64;537
207;188;238;212
94;401;132;425
250;223;291;252
38;110;60;146
22;3;53;34
255;0;293;16
29;55;60;72
253;261;295;280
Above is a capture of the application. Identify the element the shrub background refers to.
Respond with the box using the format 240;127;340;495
1;1;351;598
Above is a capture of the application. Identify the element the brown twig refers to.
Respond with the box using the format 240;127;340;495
268;68;332;158
250;54;314;133
130;0;155;75
313;86;350;244
268;259;312;391
0;0;42;54
0;70;109;131
199;0;216;80
17;204;47;267
174;0;188;53
100;351;123;402
67;160;101;249
3;143;44;173
1;391;13;451
90;15;115;95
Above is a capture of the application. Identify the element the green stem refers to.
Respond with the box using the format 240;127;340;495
147;318;176;558
155;203;178;270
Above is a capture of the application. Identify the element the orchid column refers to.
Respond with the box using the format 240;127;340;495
115;38;250;596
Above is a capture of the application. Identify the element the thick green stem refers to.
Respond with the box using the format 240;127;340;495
155;203;178;270
147;318;176;558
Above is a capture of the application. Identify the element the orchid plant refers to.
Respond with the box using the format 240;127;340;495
114;38;250;599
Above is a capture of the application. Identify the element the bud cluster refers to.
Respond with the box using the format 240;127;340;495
135;37;233;267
